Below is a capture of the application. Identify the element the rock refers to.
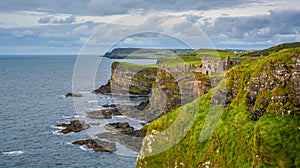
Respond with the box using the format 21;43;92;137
96;130;145;152
92;79;112;94
72;139;116;152
104;122;134;133
136;100;149;110
102;104;117;108
89;122;100;125
56;120;90;134
86;108;121;119
226;52;300;120
92;62;156;96
65;93;83;97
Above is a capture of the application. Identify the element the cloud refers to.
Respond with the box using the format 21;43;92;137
0;1;300;54
52;15;76;24
0;0;272;16
12;30;34;37
72;25;89;35
121;37;147;45
200;9;300;39
38;17;52;24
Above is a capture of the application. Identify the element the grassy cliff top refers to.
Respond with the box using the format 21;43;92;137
245;42;300;56
136;48;300;167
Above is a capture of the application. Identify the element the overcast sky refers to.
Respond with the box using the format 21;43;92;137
0;0;299;54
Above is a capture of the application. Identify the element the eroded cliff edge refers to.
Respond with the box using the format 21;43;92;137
93;62;157;96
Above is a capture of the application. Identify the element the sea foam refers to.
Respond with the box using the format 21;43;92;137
2;150;24;156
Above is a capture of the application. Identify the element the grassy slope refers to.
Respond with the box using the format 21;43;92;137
157;56;202;67
106;48;194;59
245;42;300;56
157;49;236;67
136;49;300;167
195;49;236;60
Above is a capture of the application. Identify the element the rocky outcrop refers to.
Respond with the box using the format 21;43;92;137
97;122;146;151
92;80;112;94
56;120;90;134
104;122;134;133
93;61;213;122
93;62;157;96
226;51;300;120
86;108;121;119
72;139;116;152
96;129;146;152
102;104;117;108
65;93;83;97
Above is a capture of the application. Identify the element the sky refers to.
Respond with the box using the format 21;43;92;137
0;0;299;55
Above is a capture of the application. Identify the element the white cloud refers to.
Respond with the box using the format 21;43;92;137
72;25;88;35
121;37;147;45
38;16;51;24
52;15;76;24
12;30;34;37
1;0;300;54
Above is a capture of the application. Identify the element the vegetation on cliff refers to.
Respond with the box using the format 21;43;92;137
103;48;194;59
136;48;300;167
245;42;300;57
93;62;157;96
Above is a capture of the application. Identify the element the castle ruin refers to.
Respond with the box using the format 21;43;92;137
158;55;241;75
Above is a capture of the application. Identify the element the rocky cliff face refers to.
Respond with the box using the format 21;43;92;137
136;48;300;168
93;62;157;96
226;49;300;120
93;61;213;121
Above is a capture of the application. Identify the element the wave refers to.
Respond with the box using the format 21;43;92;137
52;130;74;136
65;142;72;145
52;130;63;135
78;91;90;94
61;115;84;119
112;116;127;118
79;146;88;151
50;125;65;130
56;95;66;98
87;100;98;103
2;150;24;156
79;146;93;152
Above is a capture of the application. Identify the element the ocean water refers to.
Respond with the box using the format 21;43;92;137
0;55;156;167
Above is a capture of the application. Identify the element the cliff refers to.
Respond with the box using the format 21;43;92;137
245;42;300;56
136;48;300;167
93;62;157;96
93;57;213;121
103;48;194;59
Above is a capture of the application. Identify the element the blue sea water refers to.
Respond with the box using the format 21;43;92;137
0;55;156;168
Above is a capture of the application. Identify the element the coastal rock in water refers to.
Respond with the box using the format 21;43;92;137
102;104;117;108
96;129;146;152
65;93;83;97
86;108;121;119
104;122;134;133
92;62;156;96
72;139;116;152
92;79;112;94
56;120;90;134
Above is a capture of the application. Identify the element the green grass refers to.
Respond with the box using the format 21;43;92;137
136;48;300;167
157;55;202;67
195;49;236;60
245;42;300;57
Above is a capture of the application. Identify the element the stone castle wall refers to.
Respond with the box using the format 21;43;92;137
158;55;241;75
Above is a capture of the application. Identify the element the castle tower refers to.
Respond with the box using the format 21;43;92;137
224;55;232;71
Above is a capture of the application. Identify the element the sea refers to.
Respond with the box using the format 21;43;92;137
0;55;156;168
